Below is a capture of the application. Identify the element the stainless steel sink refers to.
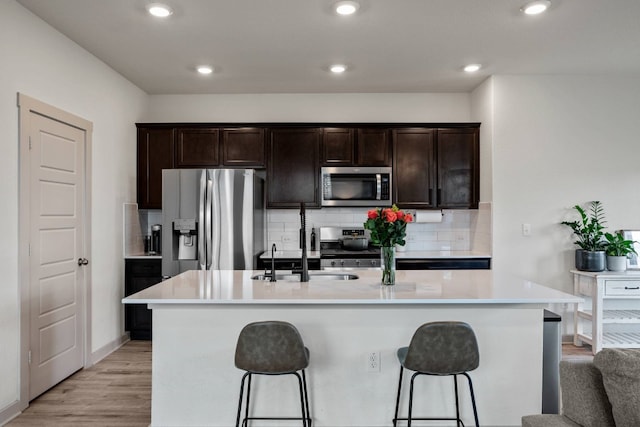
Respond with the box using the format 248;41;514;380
252;272;359;281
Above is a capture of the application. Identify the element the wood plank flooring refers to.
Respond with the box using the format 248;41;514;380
7;340;151;427
6;340;593;426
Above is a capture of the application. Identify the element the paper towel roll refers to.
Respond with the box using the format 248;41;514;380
415;210;443;223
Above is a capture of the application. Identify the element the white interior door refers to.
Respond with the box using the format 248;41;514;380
28;111;86;400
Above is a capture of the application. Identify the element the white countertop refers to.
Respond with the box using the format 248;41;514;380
122;269;579;305
258;250;491;259
125;254;162;260
571;269;640;279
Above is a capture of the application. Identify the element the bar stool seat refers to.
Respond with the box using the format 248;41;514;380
393;321;480;427
234;320;311;427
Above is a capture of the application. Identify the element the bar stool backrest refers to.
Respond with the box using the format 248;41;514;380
404;321;479;374
235;321;309;374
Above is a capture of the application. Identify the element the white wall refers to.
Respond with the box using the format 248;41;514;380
0;1;147;419
489;75;640;332
144;93;471;122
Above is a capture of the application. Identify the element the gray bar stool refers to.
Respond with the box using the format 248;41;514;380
234;321;311;427
393;321;480;427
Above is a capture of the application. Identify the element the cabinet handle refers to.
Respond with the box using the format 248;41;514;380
625;286;640;290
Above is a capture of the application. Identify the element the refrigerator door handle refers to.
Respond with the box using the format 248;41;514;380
206;171;214;269
242;171;253;269
198;170;207;270
210;169;223;269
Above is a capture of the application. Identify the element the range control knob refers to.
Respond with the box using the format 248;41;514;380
331;261;336;267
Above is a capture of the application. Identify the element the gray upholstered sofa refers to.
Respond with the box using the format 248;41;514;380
522;349;640;427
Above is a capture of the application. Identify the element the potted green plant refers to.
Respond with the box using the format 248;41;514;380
561;201;606;271
604;231;637;271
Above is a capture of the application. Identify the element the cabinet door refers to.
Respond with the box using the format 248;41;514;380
393;128;436;208
221;128;265;167
176;128;220;167
125;259;162;340
437;128;479;208
137;127;174;209
356;128;391;166
268;128;320;208
322;128;354;165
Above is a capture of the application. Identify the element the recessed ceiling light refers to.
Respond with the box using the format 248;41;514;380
196;66;213;75
521;0;551;15
330;64;347;73
334;1;360;16
463;64;481;73
146;3;173;18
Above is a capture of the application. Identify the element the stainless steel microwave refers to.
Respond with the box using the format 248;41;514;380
321;167;392;207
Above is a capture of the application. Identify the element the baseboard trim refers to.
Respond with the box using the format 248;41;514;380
90;333;130;366
0;399;27;426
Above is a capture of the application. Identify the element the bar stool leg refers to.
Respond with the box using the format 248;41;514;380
244;373;253;427
408;372;421;427
453;374;462;427
393;366;404;426
294;372;307;427
302;370;311;427
236;372;249;427
463;372;480;427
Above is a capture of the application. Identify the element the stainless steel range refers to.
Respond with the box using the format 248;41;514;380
320;227;381;269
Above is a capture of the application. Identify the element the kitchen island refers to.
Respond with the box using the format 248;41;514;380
123;269;580;427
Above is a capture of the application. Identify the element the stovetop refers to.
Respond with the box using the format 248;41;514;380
319;226;380;259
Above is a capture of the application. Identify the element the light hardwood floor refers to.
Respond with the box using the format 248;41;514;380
6;340;592;426
7;340;151;426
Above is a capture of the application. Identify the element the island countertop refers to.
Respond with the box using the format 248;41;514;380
122;269;580;305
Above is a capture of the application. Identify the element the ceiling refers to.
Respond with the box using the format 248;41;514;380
16;0;640;95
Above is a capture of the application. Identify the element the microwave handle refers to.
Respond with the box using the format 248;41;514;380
376;174;382;200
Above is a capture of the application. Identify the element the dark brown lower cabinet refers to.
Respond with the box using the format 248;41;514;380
396;258;491;270
125;258;162;340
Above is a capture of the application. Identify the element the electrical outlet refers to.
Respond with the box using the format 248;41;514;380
522;223;531;236
366;351;380;372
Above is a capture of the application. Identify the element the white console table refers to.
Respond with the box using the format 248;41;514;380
573;270;640;354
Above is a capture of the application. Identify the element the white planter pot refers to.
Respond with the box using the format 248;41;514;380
607;255;627;271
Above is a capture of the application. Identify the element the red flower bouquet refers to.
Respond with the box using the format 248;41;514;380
364;205;413;247
364;205;413;285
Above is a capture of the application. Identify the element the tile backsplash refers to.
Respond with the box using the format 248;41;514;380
124;202;492;256
268;202;492;253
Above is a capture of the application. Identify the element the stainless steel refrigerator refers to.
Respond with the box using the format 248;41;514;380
161;169;265;278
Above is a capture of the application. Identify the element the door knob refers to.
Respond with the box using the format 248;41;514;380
77;258;89;266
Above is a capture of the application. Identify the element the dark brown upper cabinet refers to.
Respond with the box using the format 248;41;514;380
321;128;391;166
175;128;220;167
393;128;436;208
393;127;479;209
321;128;354;165
268;128;321;208
436;128;479;209
221;128;265;167
137;126;174;209
356;128;391;166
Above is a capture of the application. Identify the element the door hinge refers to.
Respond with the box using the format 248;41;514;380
28;350;32;365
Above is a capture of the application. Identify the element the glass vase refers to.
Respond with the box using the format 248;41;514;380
381;246;396;286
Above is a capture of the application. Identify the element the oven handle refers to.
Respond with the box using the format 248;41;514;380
376;174;382;200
